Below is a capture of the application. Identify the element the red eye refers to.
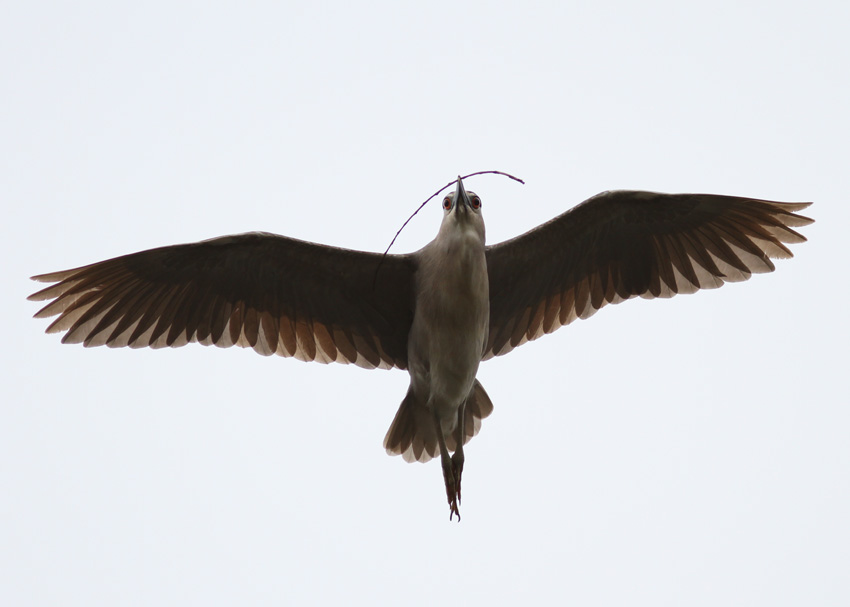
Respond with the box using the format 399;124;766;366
443;196;452;210
471;196;482;209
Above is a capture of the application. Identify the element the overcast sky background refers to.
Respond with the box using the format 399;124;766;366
2;2;848;605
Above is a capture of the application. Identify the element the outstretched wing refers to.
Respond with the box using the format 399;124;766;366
29;232;416;369
484;191;812;358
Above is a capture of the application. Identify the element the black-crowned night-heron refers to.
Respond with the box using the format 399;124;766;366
29;178;812;520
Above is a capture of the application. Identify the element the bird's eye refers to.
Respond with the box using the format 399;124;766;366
443;196;452;210
471;196;482;209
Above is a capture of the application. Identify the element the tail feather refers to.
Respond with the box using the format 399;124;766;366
383;380;494;463
448;380;494;452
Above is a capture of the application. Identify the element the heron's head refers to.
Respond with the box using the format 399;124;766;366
439;176;485;243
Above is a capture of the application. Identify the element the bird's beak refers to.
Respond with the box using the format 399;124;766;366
455;176;471;211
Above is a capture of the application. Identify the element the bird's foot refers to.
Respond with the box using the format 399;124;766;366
441;453;464;521
441;458;461;521
451;450;464;505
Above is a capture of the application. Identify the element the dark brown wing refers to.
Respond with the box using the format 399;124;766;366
29;232;416;370
484;191;812;359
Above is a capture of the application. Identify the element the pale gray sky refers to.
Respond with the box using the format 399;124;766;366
3;1;848;605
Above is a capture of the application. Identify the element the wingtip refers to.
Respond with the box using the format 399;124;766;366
776;200;815;220
27;285;52;302
30;271;63;283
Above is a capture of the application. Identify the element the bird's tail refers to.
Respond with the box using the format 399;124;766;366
383;380;494;463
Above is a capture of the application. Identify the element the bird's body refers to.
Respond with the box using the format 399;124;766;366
409;230;488;431
396;182;490;516
29;178;813;520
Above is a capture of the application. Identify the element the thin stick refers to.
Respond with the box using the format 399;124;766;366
381;171;524;257
372;171;524;288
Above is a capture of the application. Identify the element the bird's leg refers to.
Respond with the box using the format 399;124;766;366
434;414;460;521
451;402;466;505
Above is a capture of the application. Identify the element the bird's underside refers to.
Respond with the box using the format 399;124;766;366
29;180;813;520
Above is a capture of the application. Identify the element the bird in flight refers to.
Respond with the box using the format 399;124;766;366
29;177;812;520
